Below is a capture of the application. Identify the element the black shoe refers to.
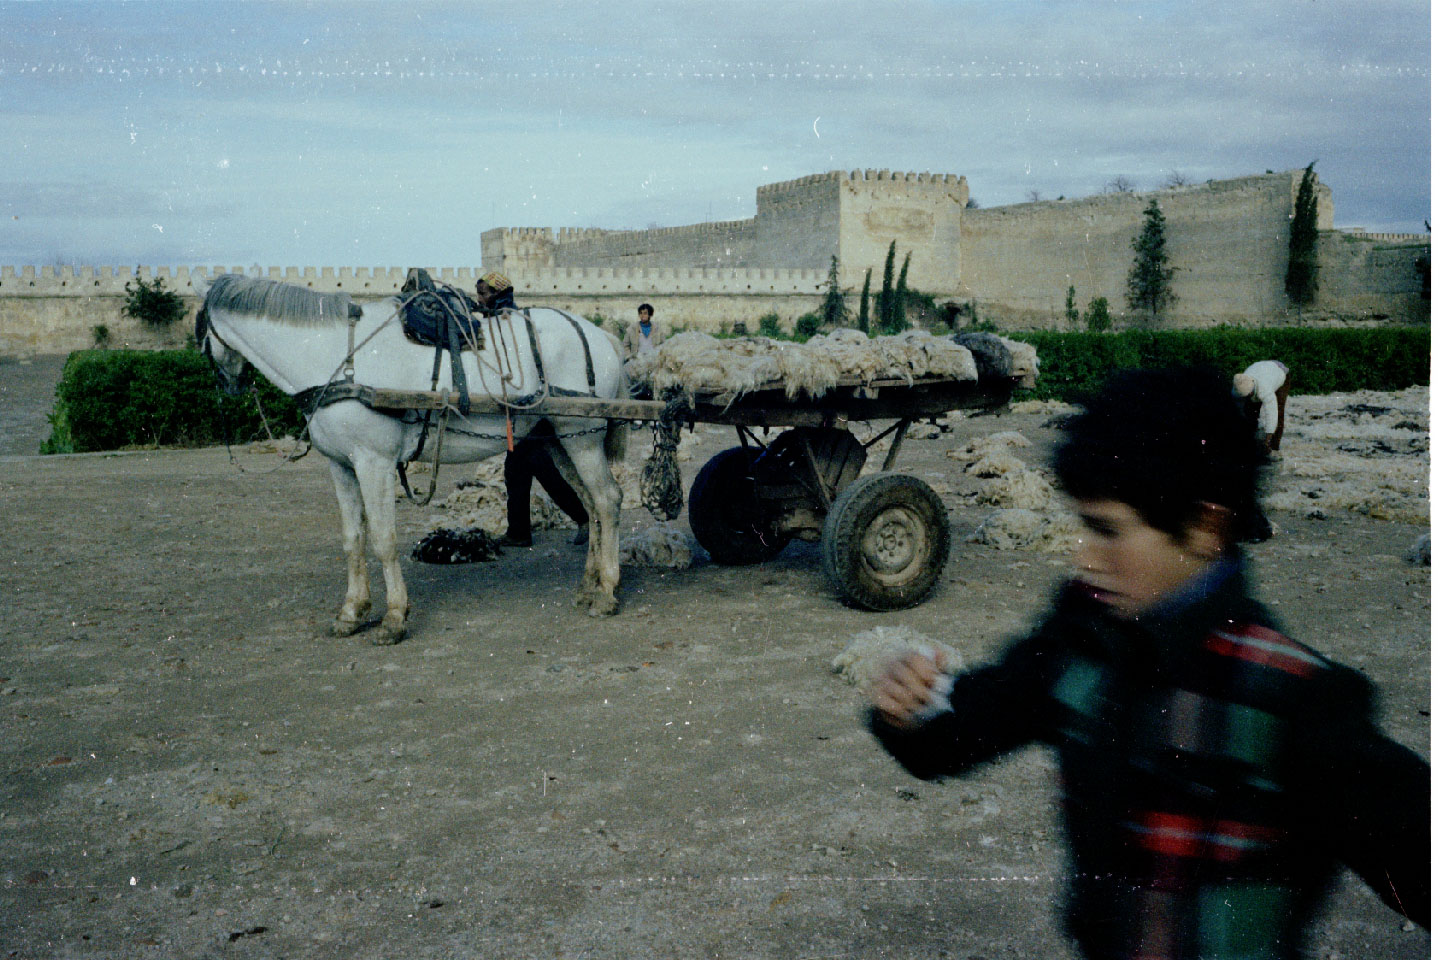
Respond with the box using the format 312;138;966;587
500;532;533;548
572;527;589;546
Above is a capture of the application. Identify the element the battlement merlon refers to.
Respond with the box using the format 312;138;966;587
0;262;839;297
554;227;623;242
756;169;964;195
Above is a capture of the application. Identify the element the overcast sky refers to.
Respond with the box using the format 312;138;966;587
0;0;1430;268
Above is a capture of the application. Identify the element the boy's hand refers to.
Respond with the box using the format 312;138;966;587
868;650;949;729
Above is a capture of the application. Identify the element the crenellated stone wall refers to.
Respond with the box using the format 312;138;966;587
958;173;1332;325
0;167;1427;357
477;167;1424;329
552;220;757;270
0;263;827;356
1313;232;1431;320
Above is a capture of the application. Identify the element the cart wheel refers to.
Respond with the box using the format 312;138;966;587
689;447;791;565
821;472;950;610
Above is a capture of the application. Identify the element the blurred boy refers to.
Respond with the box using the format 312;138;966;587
866;366;1428;960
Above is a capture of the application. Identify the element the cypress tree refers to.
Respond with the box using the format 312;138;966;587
820;255;847;328
857;268;872;333
891;252;911;332
1126;199;1176;321
1286;162;1320;305
877;241;896;334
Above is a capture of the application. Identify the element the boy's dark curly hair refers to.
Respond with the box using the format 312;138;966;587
1052;365;1262;540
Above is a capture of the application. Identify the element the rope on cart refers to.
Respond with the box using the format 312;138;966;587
641;387;689;521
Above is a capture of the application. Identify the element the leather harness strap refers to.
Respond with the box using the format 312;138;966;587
520;309;596;398
521;310;547;387
560;312;597;393
295;307;603;488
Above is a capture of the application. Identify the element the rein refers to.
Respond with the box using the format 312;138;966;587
200;307;313;474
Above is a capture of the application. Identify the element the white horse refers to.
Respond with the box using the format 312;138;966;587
192;272;628;643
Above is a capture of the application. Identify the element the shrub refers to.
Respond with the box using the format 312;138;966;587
1064;286;1080;326
1083;297;1112;332
757;313;783;339
92;324;111;349
793;312;822;341
122;273;187;328
1007;326;1430;402
41;349;303;454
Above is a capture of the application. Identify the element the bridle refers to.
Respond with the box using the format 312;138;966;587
195;305;307;469
196;305;253;394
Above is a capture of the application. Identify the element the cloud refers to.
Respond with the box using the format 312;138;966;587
0;0;1427;264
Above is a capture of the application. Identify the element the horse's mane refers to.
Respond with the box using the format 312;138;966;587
205;273;356;327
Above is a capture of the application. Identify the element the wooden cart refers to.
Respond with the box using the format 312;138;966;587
359;372;1021;611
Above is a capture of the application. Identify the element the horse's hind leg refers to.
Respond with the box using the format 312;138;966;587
554;430;623;616
328;460;373;637
354;451;409;645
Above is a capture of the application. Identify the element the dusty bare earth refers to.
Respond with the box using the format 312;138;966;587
0;357;1430;959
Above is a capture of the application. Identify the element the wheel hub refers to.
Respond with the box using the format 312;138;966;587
863;507;926;581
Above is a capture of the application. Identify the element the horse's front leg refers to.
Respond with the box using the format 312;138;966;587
328;460;372;637
354;452;409;644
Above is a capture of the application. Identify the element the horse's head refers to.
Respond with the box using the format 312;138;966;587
192;283;252;396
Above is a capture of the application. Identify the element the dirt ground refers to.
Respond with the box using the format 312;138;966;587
0;355;1430;959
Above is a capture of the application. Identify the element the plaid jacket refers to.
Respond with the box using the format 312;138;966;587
870;559;1429;960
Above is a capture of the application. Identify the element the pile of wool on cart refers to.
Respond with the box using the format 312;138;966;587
627;328;995;401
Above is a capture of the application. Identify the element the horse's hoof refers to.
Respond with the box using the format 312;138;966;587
370;624;407;646
330;618;365;638
588;596;619;617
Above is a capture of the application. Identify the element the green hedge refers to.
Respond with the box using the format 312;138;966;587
37;327;1432;452
41;349;304;454
1008;327;1430;402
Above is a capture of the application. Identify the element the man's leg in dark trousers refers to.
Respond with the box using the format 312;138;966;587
1269;372;1292;451
503;446;537;546
505;439;590;546
531;445;590;533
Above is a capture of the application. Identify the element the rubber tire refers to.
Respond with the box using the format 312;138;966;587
689;447;791;565
821;472;950;610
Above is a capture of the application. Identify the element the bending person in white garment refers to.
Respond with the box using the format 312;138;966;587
1232;359;1291;456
